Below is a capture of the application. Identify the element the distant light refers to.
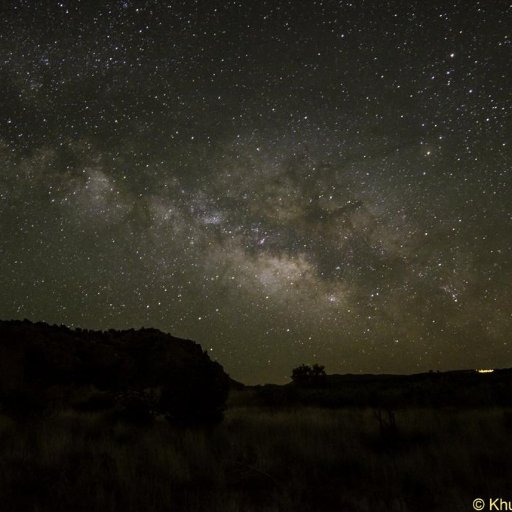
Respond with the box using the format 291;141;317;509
476;369;494;373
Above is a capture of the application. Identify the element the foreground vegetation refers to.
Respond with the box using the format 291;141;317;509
1;402;512;512
2;322;510;510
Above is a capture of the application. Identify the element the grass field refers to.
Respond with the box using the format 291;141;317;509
1;402;511;511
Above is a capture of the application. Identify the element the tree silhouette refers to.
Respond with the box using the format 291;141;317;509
291;364;326;387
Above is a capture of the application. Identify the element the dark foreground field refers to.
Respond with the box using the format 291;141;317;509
1;402;512;512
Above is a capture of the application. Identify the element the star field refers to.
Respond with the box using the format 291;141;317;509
0;0;511;383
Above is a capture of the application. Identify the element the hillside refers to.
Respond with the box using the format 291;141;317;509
0;319;230;422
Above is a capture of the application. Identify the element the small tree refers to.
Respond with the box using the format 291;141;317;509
158;360;229;425
291;364;326;387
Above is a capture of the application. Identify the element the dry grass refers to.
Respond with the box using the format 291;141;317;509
0;406;511;511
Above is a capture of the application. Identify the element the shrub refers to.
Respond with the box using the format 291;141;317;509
114;389;157;425
291;364;327;387
158;360;229;425
0;387;53;420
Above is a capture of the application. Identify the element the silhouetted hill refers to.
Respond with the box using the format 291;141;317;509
0;319;230;422
243;368;512;409
323;368;512;386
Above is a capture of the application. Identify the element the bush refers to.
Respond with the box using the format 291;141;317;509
159;360;229;425
0;387;54;420
291;364;327;387
72;391;117;412
114;389;157;425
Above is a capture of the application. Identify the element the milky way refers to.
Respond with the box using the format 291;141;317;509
0;1;510;383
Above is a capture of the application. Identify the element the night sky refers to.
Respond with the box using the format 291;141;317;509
1;1;510;384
